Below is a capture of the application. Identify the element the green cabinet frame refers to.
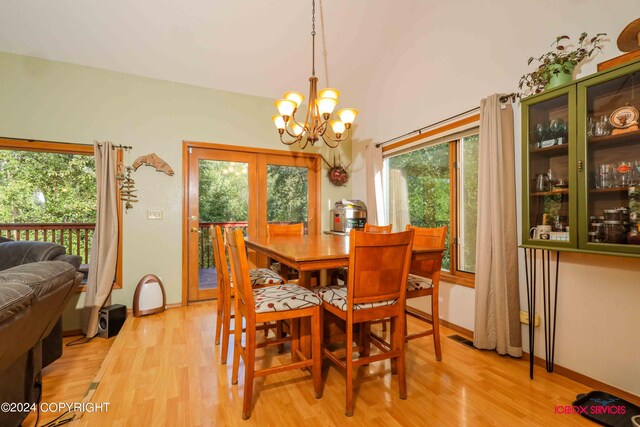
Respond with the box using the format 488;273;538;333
521;58;640;258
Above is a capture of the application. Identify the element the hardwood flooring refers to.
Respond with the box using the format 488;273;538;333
29;302;631;426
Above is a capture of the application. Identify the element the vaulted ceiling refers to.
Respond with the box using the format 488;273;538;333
0;1;636;141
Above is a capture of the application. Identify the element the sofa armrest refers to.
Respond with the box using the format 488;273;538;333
0;241;67;271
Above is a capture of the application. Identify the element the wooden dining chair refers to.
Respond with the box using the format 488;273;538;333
363;223;393;233
226;228;323;420
333;223;393;286
211;225;283;364
315;229;414;416
404;225;447;361
266;222;305;281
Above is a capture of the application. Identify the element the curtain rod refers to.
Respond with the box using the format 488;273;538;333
375;93;517;148
0;136;132;151
375;107;479;148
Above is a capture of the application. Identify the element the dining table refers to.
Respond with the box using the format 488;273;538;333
245;232;446;288
245;232;446;357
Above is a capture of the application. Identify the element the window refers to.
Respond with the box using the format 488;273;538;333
0;138;123;289
384;131;479;287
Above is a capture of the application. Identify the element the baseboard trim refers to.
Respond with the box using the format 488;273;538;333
62;329;83;337
406;306;474;339
523;352;640;406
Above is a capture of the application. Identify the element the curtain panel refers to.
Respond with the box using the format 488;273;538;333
365;143;386;226
473;95;522;357
82;141;120;338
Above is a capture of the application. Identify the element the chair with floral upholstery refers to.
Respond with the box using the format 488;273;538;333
211;225;283;364
315;228;414;416
226;228;323;420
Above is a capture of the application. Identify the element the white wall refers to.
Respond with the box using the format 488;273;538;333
0;51;351;330
351;1;640;396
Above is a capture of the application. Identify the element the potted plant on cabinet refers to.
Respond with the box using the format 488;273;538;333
518;32;607;97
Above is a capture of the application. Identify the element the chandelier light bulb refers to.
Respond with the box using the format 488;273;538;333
284;91;305;108
272;115;286;130
275;99;296;118
291;122;305;136
337;108;358;126
316;97;338;116
330;120;346;135
318;88;340;101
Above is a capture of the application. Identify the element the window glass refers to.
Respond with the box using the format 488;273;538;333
386;142;451;270
458;134;479;273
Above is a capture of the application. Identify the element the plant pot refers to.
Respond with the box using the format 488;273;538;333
544;62;575;90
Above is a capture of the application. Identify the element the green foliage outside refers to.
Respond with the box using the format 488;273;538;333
387;134;480;273
266;165;308;226
198;160;249;223
389;142;451;269
0;150;96;223
0;150;97;263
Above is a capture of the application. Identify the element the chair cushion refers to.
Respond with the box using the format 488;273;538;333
249;268;283;286
315;285;397;311
253;283;321;313
407;274;433;291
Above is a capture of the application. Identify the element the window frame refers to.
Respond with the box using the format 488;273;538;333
0;137;123;290
383;129;478;288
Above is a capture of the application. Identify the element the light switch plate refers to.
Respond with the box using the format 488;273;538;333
147;209;163;220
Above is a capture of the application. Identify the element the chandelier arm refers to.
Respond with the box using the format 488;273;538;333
320;135;342;148
322;126;350;143
280;133;303;146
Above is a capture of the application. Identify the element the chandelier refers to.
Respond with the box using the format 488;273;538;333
272;0;358;149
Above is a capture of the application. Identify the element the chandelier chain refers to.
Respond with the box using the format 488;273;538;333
311;0;316;77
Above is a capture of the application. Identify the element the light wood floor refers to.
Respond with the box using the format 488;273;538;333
32;302;621;426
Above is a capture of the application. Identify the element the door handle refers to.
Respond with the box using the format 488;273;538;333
190;216;198;221
191;227;201;233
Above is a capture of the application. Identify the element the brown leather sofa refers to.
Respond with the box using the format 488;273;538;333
0;238;83;427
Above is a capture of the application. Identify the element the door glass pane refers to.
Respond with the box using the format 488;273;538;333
458;134;479;273
528;94;571;243
585;71;640;246
267;165;308;233
386;142;451;270
198;160;248;290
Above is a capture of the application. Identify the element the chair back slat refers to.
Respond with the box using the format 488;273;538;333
210;225;231;298
405;225;447;278
267;222;305;237
225;228;255;312
363;223;393;233
347;230;414;306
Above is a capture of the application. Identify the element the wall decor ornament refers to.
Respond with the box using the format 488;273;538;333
320;153;350;186
132;153;175;176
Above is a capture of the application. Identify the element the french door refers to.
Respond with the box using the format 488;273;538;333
183;142;320;303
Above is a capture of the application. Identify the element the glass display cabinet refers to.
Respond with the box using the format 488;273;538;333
522;59;640;257
522;86;577;249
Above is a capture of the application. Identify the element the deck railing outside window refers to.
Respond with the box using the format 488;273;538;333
0;223;95;264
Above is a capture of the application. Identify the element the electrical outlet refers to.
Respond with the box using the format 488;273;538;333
519;311;541;326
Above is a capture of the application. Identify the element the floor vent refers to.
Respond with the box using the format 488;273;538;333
447;334;475;349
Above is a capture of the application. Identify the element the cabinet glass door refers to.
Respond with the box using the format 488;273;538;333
580;69;640;254
524;89;575;247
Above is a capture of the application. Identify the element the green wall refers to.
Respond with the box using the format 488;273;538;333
0;51;352;329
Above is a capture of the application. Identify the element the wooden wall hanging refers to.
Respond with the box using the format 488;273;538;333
132;153;175;176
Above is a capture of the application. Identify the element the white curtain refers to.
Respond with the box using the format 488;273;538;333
365;143;386;226
388;169;410;232
473;95;522;357
82;141;120;338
